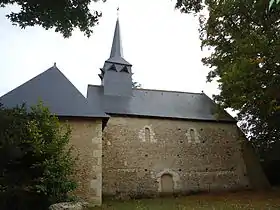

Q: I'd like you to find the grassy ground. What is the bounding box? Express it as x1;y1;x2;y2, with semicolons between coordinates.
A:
89;190;280;210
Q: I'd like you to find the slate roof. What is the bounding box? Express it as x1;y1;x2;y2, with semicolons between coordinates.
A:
87;85;236;122
0;66;108;119
0;18;235;123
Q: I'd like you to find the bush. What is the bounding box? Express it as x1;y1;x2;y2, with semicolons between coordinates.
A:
0;103;77;210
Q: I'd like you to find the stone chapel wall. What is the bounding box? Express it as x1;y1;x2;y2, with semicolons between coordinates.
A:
102;116;252;198
61;119;103;205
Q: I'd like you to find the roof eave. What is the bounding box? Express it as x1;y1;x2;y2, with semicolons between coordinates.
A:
105;112;237;123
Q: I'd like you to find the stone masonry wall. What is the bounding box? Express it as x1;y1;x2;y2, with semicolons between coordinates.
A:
62;119;103;205
102;116;252;198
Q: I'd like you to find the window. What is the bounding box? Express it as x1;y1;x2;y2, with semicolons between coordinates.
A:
186;128;200;143
190;129;195;142
145;127;151;142
139;125;156;143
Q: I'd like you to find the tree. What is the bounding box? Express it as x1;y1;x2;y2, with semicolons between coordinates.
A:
176;1;280;160
132;81;141;88
0;103;77;210
0;0;103;38
270;0;280;9
132;73;142;88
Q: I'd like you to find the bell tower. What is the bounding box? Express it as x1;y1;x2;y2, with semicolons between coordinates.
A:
99;18;133;97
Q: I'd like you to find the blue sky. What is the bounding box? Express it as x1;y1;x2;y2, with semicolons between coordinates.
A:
0;0;219;100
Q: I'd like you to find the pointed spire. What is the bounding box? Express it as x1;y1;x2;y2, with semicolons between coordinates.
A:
110;18;122;58
110;17;124;58
106;17;131;66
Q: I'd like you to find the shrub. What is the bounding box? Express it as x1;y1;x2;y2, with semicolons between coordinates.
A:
0;103;77;210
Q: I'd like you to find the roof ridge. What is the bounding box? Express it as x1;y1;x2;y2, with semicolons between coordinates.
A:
134;88;203;95
87;85;203;95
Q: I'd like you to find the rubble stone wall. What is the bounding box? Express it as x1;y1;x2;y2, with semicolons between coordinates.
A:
102;116;252;198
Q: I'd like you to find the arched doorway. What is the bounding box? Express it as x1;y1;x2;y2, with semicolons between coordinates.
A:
156;169;180;193
160;174;174;193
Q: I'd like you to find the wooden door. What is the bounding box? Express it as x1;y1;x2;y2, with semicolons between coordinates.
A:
161;174;174;193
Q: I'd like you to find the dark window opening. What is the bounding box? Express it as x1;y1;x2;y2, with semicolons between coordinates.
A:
145;127;151;142
190;129;195;142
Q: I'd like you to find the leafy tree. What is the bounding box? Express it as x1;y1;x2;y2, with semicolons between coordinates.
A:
270;0;280;9
0;0;104;38
132;81;141;88
132;73;141;88
176;1;280;161
0;103;77;210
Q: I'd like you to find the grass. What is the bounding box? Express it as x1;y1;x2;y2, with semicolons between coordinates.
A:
88;190;280;210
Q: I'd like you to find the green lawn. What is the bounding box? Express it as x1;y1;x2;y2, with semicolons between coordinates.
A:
89;190;280;210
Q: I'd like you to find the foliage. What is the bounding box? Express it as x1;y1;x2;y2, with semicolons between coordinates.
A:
131;73;141;88
176;1;280;161
175;0;204;14
0;103;77;210
0;0;104;38
270;0;280;10
132;81;141;88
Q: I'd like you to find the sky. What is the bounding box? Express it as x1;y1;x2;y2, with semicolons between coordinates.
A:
0;0;220;102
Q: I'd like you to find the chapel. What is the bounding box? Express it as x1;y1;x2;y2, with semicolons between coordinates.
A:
0;18;269;204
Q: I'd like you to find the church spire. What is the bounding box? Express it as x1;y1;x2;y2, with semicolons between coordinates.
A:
110;18;123;58
106;17;131;66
